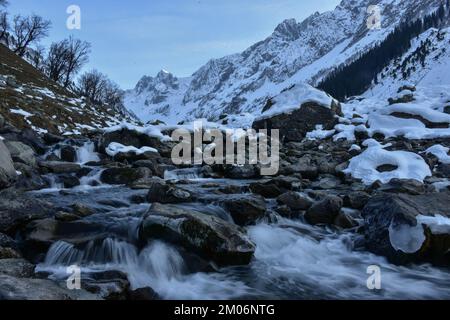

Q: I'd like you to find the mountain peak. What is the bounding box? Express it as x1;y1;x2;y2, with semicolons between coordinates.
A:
273;18;300;40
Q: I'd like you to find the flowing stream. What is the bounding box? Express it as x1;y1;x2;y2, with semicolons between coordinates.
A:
32;164;450;300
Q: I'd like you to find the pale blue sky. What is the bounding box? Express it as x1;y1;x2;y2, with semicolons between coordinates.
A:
8;0;341;88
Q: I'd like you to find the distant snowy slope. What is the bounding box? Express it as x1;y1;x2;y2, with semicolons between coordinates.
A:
125;0;444;124
365;27;450;98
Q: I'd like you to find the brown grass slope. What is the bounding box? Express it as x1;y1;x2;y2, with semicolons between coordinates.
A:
0;44;134;135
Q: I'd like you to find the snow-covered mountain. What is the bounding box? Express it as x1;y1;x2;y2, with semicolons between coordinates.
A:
365;27;450;98
125;0;444;124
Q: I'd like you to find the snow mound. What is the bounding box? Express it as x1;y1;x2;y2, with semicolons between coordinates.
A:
343;142;431;185
417;214;450;235
106;142;158;157
306;125;335;140
255;83;335;121
103;122;172;142
425;145;450;164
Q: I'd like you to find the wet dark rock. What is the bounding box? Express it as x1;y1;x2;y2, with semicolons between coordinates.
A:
128;287;161;300
146;179;193;204
311;175;341;189
378;179;425;195
82;270;130;300
253;101;341;142
153;164;177;178
282;155;319;179
222;195;267;226
249;181;283;198
39;161;81;174
60;175;80;189
0;259;35;278
0;190;54;234
277;192;313;210
362;192;450;265
435;163;450;178
0;233;17;249
55;211;81;222
305;196;343;225
334;211;359;229
96;199;129;208
0;274;98;300
42;133;65;145
45;153;61;162
75;167;93;178
216;185;248;195
22;219;107;258
100;167;151;185
60;145;77;163
0;247;22;259
71;203;94;217
223;165;258;179
133;159;157;172
343;191;370;210
13;162;48;191
140;203;256;266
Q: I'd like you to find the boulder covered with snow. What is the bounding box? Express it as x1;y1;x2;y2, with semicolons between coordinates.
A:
99;124;173;158
252;84;341;142
362;192;450;266
0;140;17;189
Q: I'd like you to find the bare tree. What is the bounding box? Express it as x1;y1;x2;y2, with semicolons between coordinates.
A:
103;79;124;106
77;70;124;107
11;14;51;57
0;0;8;7
46;40;70;84
44;37;90;88
0;12;8;44
77;69;108;104
62;36;91;88
29;45;45;70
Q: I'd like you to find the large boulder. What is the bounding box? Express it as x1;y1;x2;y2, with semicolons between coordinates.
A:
377;179;425;195
277;192;313;210
100;167;151;185
38;161;81;174
253;101;341;142
305;196;343;225
60;145;77;163
0;190;54;234
146;178;193;204
222;196;267;226
99;128;174;158
0;275;99;300
0;140;17;189
362;192;450;265
4;141;36;167
140;203;256;266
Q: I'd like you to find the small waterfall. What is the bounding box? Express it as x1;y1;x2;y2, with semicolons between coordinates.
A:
164;167;202;181
37;238;250;300
37;174;64;192
77;168;104;190
76;141;100;164
40;238;139;268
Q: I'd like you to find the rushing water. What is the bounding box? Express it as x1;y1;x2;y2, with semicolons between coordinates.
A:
34;168;450;300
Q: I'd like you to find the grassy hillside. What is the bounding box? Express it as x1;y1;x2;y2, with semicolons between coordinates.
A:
0;44;135;135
